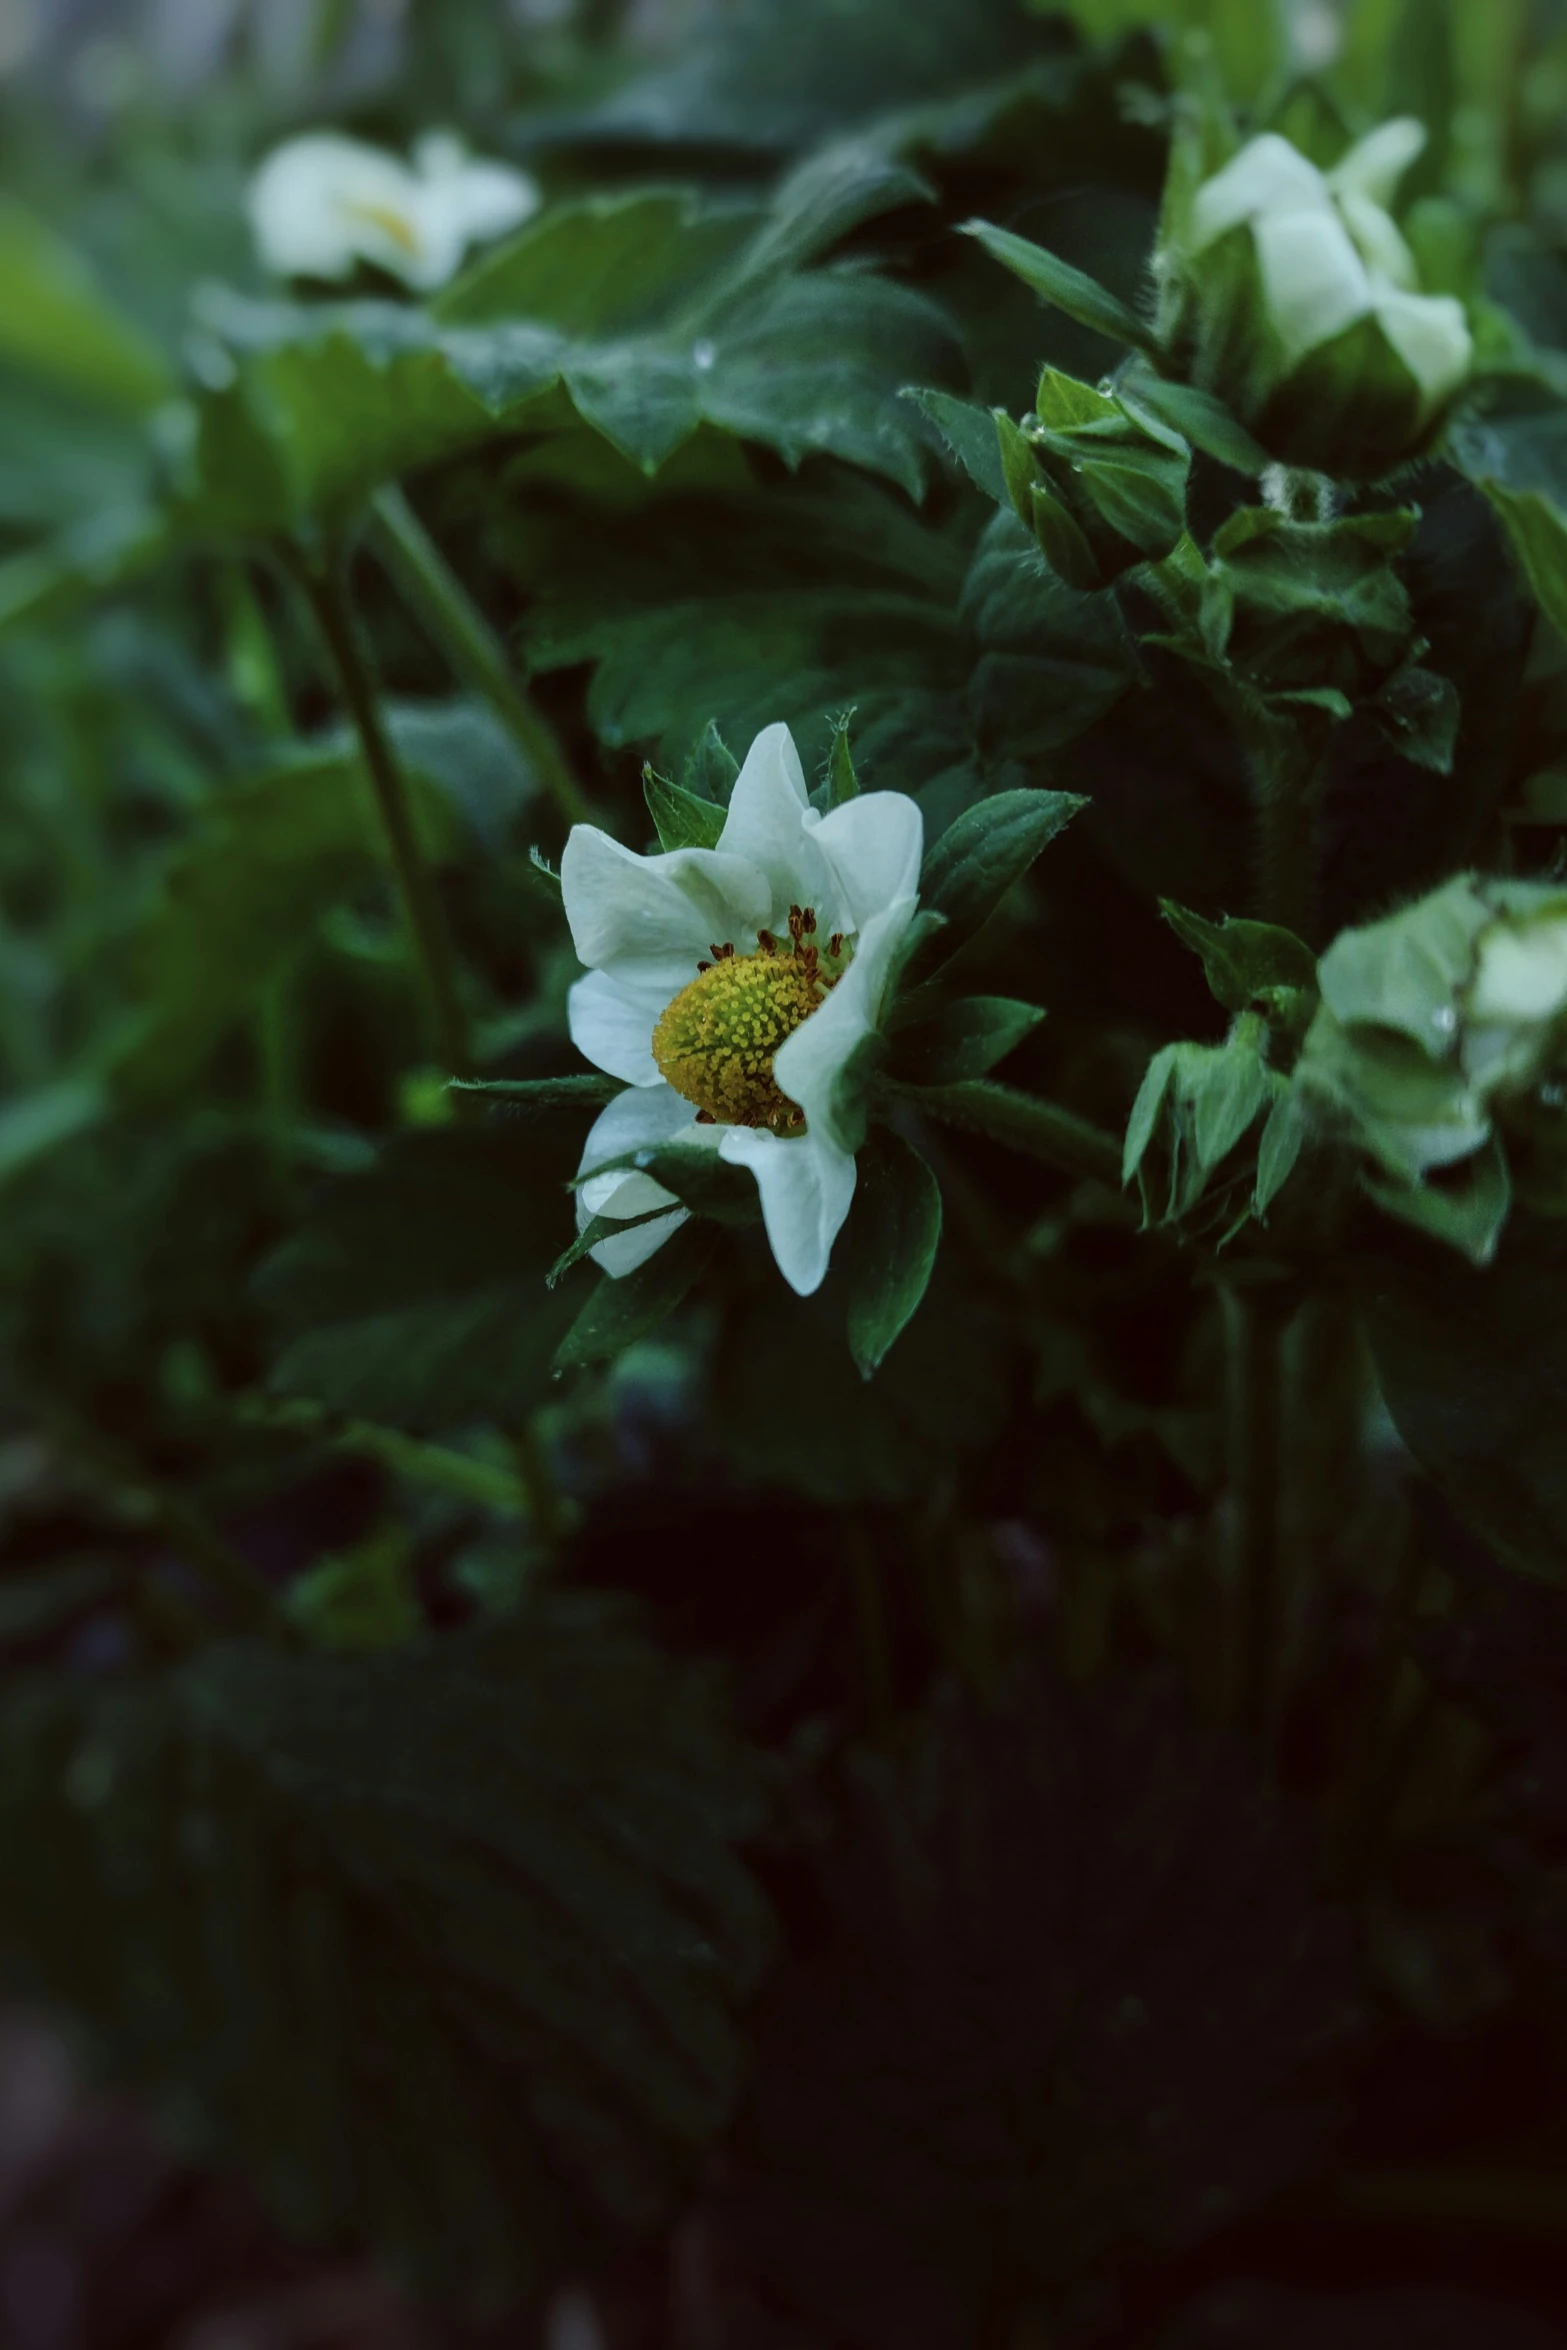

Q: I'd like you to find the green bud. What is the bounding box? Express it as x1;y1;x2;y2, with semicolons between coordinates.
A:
1158;121;1474;479
993;370;1189;590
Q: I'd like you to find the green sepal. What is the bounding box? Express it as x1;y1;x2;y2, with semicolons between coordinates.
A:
555;1224;716;1367
682;717;741;805
846;1128;943;1378
994;409;1042;528
570;1140;760;1225
1030;483;1104;592
1160;901;1318;1016
961;220;1159;355
644;763;727;852
827;709;860;805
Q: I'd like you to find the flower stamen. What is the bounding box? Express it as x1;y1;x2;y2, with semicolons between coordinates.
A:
652;927;849;1130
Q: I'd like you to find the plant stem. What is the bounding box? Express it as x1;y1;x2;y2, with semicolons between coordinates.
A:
1224;1280;1295;1748
371;487;593;831
301;553;472;1078
887;1079;1125;1191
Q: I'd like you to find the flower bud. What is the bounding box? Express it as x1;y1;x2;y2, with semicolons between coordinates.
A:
995;370;1190;591
1160;121;1473;479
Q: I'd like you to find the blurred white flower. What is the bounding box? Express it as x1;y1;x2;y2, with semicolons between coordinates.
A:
247;127;539;292
563;724;923;1298
1167;120;1473;476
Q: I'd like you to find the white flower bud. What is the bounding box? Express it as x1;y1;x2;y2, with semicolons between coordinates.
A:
1168;123;1473;477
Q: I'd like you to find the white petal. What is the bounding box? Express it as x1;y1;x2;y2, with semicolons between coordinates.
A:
561;825;773;972
1189;134;1330;254
412;133;540;246
1373;287;1474;418
1253;205;1371;367
804;791;924;935
248;134;423;283
716;723;835;921
1335;189;1417;289
1469;921;1567;1024
773;896;919;1150
1328;118;1427;209
568;967;688;1087
575;1084;698;1277
719;1126;855;1297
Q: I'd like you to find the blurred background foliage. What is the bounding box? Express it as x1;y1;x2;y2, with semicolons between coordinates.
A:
6;1;1567;2347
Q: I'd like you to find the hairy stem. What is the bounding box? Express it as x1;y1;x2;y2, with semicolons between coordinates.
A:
301;553;472;1077
371;486;593;831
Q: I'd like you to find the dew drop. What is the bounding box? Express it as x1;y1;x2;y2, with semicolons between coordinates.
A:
692;339;716;372
1431;1005;1459;1035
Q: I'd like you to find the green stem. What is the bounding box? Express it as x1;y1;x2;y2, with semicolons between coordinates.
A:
1224;1281;1294;1746
371;487;593;831
301;553;472;1078
887;1079;1125;1191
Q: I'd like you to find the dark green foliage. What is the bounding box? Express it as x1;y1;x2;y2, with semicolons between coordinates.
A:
0;1605;772;2302
256;1129;587;1434
846;1127;943;1376
711;1671;1353;2348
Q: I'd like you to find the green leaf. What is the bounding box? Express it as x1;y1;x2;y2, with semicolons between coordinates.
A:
557;1224;716;1368
960;219;1158;355
916;788;1085;970
1124;1045;1179;1187
435;189;759;335
1161;902;1318;1016
1191;1035;1273;1172
256;1129;587;1434
847;1128;942;1377
0;1610;772;2297
644;764;727;851
1254;1088;1310;1217
1372;661;1462;775
1115;362;1272;475
0;195;171;412
1479;480;1567;643
0;1079;106;1192
0;505;173;640
115;751;457;1104
284;1524;422;1652
1365;1209;1567;1582
887;996;1045;1085
903;386;1009;505
903;1080;1123;1188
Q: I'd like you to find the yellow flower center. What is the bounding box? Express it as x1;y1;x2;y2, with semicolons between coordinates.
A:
651;913;846;1131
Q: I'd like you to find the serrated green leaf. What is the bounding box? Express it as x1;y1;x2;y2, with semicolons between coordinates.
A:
435;188;759;334
887;996;1045;1085
0;1610;772;2298
1115;362;1271;474
1124;1045;1180;1185
1161;902;1318;1016
644;764;727;851
916;788;1085;971
556;1224;717;1368
961;219;1158;354
1478;479;1567;644
847;1128;942;1377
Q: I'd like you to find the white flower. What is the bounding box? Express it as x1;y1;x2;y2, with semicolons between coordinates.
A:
247;129;539;294
564;723;923;1298
1174;121;1473;473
